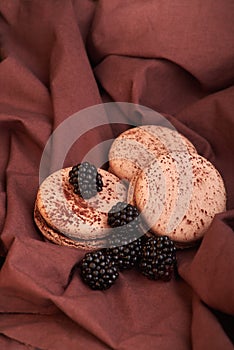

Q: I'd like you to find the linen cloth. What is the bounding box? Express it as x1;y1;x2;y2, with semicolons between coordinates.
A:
0;1;233;349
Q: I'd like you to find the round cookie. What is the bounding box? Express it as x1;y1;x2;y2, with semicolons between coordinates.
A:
140;125;196;154
134;153;226;247
127;172;140;206
35;167;127;243
109;125;197;181
34;204;107;250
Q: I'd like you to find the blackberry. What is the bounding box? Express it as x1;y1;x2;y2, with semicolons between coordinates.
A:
69;162;103;199
80;250;119;290
106;236;144;271
106;202;144;270
107;202;141;243
139;236;177;281
108;202;140;229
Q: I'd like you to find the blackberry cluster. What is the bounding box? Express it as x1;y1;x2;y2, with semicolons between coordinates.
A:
69;162;103;199
80;250;119;290
78;201;177;290
139;236;177;281
107;202;144;270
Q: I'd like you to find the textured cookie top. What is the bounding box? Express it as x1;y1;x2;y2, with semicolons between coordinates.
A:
140;125;196;154
109;125;197;181
36;167;127;240
134;153;226;244
34;203;107;250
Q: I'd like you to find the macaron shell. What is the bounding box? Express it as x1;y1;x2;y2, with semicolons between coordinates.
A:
134;153;226;246
173;155;226;243
36;167;127;240
127;173;139;206
109;125;197;181
134;154;181;236
140;125;197;155
34;202;107;250
109;127;166;181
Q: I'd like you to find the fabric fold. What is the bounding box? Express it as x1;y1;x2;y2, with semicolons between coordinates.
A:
191;294;234;350
179;212;234;315
0;0;233;349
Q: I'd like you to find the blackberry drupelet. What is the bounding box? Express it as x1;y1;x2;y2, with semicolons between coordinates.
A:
80;250;119;290
69;162;103;199
139;236;177;281
106;202;144;270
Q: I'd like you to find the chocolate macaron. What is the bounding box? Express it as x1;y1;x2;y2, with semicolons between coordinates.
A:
34;167;127;250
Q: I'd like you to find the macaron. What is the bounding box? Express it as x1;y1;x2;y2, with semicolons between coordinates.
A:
109;125;197;182
34;167;127;249
133;153;226;247
34;204;107;250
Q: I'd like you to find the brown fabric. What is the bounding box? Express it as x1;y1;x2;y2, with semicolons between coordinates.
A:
0;1;234;349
